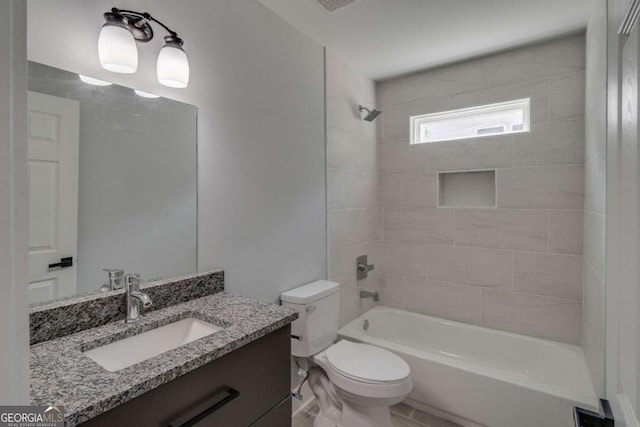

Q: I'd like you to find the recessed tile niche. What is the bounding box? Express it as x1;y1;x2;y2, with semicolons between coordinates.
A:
438;170;496;208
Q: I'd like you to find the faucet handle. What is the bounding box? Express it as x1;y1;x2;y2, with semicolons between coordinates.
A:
125;273;141;290
103;268;124;278
100;269;125;291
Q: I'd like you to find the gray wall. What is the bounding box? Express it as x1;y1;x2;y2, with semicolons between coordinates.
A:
0;0;29;403
584;1;607;397
325;51;380;326
27;0;326;303
375;34;586;344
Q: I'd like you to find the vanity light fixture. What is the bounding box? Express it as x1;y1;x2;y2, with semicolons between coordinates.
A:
98;8;189;88
134;89;160;98
78;74;112;86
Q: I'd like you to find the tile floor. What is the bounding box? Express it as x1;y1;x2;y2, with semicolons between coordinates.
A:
292;400;462;427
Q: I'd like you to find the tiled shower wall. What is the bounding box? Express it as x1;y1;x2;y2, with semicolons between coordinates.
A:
325;51;381;326
375;34;586;344
583;2;607;396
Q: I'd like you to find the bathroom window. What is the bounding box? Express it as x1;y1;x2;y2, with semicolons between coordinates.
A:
410;98;530;144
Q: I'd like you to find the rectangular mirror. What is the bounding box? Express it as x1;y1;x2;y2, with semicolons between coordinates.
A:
27;62;197;304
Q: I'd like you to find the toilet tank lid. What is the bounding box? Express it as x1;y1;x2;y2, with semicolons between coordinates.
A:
281;280;339;304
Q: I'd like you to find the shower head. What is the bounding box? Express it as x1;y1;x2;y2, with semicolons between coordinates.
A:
359;105;382;122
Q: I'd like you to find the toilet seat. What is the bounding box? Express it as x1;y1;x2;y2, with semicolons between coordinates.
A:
312;340;413;403
325;340;410;385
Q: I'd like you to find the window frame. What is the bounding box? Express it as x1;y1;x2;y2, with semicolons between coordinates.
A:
409;98;531;145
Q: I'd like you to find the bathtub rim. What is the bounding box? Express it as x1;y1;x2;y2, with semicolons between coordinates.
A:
338;305;599;412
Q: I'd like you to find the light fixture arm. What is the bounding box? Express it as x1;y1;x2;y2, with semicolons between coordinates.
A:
106;8;184;45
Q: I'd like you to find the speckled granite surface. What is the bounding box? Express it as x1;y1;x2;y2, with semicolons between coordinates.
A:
30;271;224;345
31;292;298;426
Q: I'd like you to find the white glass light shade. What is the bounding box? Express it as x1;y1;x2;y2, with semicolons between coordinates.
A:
98;24;138;74
78;74;112;86
157;44;189;88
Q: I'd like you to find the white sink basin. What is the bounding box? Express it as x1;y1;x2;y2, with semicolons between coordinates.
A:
84;318;222;372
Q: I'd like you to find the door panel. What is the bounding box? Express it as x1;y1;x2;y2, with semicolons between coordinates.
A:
27;91;79;303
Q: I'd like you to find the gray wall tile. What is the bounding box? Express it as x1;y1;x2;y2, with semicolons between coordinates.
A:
379;174;406;207
584;211;605;278
406;172;439;208
513;251;583;300
404;60;483;102
585;150;606;214
481;34;585;89
497;165;584;209
514;119;585;167
455;209;548;252
381;241;428;278
426;136;514;171
429;245;512;288
549;72;586;121
404;278;482;325
549;210;584;255
481;289;582;344
327;54;380;327
384;208;454;244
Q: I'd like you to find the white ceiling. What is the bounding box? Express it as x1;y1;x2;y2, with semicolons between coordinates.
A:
257;0;594;80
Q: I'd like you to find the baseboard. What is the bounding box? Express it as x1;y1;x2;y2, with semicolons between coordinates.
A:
613;393;640;427
403;397;486;427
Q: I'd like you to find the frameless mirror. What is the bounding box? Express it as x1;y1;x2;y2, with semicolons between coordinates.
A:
27;62;197;305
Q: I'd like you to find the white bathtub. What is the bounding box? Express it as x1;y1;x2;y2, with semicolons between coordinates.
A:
338;306;599;427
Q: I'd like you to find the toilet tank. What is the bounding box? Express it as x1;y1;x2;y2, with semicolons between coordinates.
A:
281;280;340;357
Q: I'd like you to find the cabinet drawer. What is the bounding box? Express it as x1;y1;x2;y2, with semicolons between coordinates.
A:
81;325;291;427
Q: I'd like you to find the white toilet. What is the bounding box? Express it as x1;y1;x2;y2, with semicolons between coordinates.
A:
281;280;412;427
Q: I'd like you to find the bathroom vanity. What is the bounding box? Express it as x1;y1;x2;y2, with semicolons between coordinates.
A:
29;271;298;426
81;325;291;427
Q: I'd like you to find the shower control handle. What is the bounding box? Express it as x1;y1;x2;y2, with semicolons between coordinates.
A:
356;255;374;280
357;263;374;272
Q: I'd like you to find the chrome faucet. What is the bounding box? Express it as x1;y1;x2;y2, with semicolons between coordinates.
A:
125;274;152;323
359;290;380;302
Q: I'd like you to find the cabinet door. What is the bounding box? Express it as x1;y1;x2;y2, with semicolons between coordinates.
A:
81;325;291;427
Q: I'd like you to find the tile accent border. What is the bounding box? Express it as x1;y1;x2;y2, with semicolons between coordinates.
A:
29;270;224;345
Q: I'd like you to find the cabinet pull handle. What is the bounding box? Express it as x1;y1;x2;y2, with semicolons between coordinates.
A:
168;387;240;427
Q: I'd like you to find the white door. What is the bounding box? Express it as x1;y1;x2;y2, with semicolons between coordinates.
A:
27;91;80;303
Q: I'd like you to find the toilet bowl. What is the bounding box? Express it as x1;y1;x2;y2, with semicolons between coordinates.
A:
281;281;412;427
310;340;412;427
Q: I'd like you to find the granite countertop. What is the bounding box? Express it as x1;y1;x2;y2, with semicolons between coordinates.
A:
30;292;298;426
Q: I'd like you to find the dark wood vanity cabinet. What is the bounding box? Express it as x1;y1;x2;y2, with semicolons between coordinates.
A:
81;325;292;427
